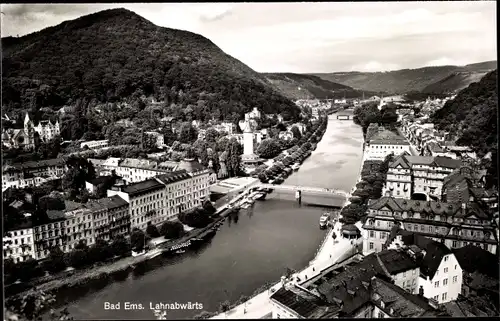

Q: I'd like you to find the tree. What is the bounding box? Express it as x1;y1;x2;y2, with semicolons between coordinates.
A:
43;246;67;273
256;139;281;159
110;235;131;257
159;220;185;239
219;300;231;313
290;126;302;140
202;199;216;215
68;241;90;269
88;239;111;263
17;258;43;282
146;223;160;238
205;128;219;144
131;228;147;251
178;122;198;143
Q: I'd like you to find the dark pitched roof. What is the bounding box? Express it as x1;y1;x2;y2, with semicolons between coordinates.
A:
433;156;462;169
122;179;165;196
11;158;65;171
401;233;452;279
367;197;488;219
86;195;129;211
443;172;472;189
155;170;191;185
376;250;419;275
176;158;206;173
452;244;499;279
270;286;341;318
87;175;114;186
371;277;438;317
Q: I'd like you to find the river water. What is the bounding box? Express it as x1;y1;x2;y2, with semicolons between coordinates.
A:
65;115;364;320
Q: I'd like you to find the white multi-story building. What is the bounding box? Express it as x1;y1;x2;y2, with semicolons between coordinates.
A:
364;130;411;161
387;234;463;304
3;224;35;263
98;158;168;183
382;154;462;201
80;140;109;149
24;112;60;142
108;160;210;230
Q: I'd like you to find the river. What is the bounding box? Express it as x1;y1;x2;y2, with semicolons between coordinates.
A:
64;115;364;320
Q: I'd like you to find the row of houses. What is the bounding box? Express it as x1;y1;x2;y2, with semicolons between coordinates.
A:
2;158;67;191
3;161;211;262
271;228;498;318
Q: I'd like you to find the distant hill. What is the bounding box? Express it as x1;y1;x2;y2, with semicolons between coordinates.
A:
421;71;490;94
1;8;300;127
311;61;497;94
262;72;380;100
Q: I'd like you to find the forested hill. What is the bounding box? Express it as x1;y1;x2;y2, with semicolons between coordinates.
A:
1;8;300;122
431;70;497;187
310;61;496;94
262;73;379;100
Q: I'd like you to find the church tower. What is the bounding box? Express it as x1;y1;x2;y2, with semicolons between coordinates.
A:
243;120;254;156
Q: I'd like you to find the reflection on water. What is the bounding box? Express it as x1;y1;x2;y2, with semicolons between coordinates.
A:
64;116;363;320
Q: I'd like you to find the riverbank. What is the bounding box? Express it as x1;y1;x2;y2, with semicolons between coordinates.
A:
208;115;364;319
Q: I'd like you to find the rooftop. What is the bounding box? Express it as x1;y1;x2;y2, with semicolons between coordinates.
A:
452;244;499;279
367;197;488;219
155;170;191;185
270;286;341;318
86;195;129;211
121;179;165;196
176;158;207;173
369;130;409;146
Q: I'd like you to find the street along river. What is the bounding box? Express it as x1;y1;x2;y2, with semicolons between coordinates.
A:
63;115;364;320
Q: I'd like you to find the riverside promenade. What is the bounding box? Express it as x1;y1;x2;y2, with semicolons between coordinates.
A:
211;219;363;319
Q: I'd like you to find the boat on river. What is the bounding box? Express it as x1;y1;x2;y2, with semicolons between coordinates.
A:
319;213;331;229
254;192;266;200
175;250;186;254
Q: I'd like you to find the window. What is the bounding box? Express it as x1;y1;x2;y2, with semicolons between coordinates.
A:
434;281;439;288
412;279;416;286
378;312;384;318
403;281;406;287
370;231;375;238
433;295;439;301
452;240;457;247
444;256;449;262
453;276;458;283
369;242;374;250
443;278;448;286
444;267;448;273
442;293;447;301
455;265;457;270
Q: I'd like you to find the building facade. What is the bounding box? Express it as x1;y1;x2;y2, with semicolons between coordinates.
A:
3;226;35;263
80;140;109;149
363;197;498;255
364;130;411;161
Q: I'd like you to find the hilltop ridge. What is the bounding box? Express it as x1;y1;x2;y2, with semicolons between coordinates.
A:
2;8;300;125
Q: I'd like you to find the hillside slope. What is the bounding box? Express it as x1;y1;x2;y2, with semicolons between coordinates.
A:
311;61;497;94
421;71;490;94
1;8;300;122
262;73;374;100
431;69;497;186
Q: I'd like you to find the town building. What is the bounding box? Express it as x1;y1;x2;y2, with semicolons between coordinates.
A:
270;250;443;318
86;195;130;241
1;127;35;150
80;139;109;149
3;222;35;263
97;157;168;183
24;112;60;142
33;210;67;260
363;197;498;255
386;231;463;304
245;107;261;121
240;120;264;170
63;201;95;251
452;244;499;305
2;158;67;191
108;162;210;230
144;131;165;148
364;130;411;161
382;154;462;201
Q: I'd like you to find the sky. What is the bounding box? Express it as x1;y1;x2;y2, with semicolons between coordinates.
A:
1;2;497;73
